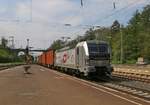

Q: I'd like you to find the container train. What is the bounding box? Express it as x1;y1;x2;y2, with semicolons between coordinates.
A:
37;40;113;79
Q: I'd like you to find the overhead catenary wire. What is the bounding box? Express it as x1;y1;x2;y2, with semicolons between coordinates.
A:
68;0;149;39
69;0;147;28
93;0;148;25
113;2;116;9
81;0;83;7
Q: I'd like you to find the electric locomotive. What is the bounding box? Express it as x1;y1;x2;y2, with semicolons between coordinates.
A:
54;40;113;78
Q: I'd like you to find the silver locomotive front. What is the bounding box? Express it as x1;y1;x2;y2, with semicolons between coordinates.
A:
76;41;113;78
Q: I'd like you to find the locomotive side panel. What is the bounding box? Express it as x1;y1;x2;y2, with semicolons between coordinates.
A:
55;49;76;69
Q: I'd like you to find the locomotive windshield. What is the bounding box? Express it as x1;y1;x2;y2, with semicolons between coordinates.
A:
87;43;110;60
88;43;108;53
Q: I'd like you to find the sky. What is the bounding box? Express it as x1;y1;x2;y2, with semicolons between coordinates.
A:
0;0;149;50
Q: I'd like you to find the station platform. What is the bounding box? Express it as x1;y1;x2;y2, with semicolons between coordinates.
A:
0;65;149;105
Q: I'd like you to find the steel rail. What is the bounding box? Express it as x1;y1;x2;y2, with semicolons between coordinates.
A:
112;71;150;83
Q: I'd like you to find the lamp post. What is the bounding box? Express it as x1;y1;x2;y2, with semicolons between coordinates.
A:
9;36;15;49
26;39;30;55
81;0;83;7
27;39;29;47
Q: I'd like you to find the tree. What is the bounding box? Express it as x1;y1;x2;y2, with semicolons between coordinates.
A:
84;28;95;40
1;37;8;48
48;5;150;64
111;20;120;33
50;40;64;50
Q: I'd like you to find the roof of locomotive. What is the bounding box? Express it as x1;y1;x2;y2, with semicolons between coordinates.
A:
55;46;73;52
56;40;109;53
76;40;108;46
86;40;108;44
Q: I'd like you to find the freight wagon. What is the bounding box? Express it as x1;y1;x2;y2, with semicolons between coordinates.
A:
41;52;46;66
38;55;42;65
45;50;54;68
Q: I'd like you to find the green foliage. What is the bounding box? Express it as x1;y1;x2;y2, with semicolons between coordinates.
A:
0;37;24;63
125;5;150;61
0;49;9;57
50;40;64;50
0;49;12;63
50;5;150;64
0;48;24;63
0;37;8;48
84;28;95;40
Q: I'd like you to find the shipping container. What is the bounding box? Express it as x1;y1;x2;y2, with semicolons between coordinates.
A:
45;50;54;66
38;55;42;64
41;52;46;65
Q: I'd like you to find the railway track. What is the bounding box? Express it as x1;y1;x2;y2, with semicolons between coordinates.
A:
99;78;150;100
53;67;150;101
69;71;150;101
112;68;150;83
0;66;9;70
101;68;150;100
0;63;25;71
76;76;149;101
51;68;150;101
41;65;150;101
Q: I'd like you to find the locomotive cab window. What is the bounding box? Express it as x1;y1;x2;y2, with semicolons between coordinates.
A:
88;43;108;53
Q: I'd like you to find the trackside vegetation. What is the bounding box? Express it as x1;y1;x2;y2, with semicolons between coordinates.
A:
0;37;25;63
50;5;150;64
